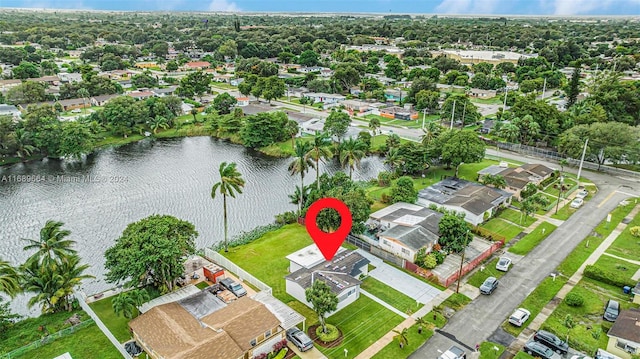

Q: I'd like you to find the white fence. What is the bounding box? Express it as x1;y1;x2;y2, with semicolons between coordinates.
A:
203;248;273;294
74;292;133;359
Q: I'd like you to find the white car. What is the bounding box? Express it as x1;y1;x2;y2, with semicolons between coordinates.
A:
570;198;584;209
509;308;531;327
575;189;589;199
496;257;512;272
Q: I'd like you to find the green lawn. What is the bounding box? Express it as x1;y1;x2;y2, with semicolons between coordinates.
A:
196;281;210;290
592;255;640;282
605;208;640;261
479;342;506;359
320;295;404;358
480;218;523;243
470;96;503;105
441;293;471;311
466;258;509;287
550;201;578;220
361;277;421;314
509;222;558;255
0;309;90;354
514;351;535;359
88;297;132;343
362;114;433;130
12;324;121;359
542;178;577;197
497;208;535;227
259;136;313;157
221;224;314;302
371;323;435;359
502;276;567;337
366;175;436;202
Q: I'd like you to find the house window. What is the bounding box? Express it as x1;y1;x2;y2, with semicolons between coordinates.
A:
250;339;257;347
401;248;410;256
265;329;271;338
616;340;638;354
382;239;389;246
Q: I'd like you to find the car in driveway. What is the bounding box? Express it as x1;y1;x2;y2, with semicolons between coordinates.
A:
575;189;589;199
570;198;584;209
438;345;466;359
533;330;569;354
286;327;313;352
496;257;512;272
480;276;499;295
219;278;247;298
523;340;562;359
603;299;620;322
509;308;531;327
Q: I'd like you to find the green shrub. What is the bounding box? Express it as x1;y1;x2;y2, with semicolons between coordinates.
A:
316;324;340;342
583;265;635;288
378;171;392;187
630;226;640;238
423;254;437;269
601;321;613;333
564;292;584;307
433;251;446;264
212;223;284;251
591;328;601;340
275;211;298;225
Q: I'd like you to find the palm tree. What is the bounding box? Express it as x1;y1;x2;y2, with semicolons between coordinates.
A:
482;174;507;189
392;328;409;348
415;316;427;334
14;129;38;160
369;118;381;135
211;162;245;252
285;119;299;148
339;138;367;179
128;288;150;307
190;108;199;122
498;122;520;143
55;254;94;311
306;131;333;190
386;133;401;150
150;116;169;134
289;185;311;208
21;259;61;313
112;292;137;319
421;121;441;147
384;148;404;174
77;87;90;115
23;220;77;267
0;259;21;298
289;140;315;214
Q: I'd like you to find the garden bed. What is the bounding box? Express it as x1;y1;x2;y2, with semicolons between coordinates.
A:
308;324;343;348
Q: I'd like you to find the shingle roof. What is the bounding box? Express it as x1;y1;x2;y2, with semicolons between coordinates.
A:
418;178;512;215
381;225;438;251
285;250;368;294
608;308;640;343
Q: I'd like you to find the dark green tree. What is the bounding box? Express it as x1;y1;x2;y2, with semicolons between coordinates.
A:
323;110;351;141
389;176;418;204
212;93;237;115
305;280;338;334
438;212;472;253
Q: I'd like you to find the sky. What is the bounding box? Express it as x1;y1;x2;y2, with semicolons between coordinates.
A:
1;0;639;15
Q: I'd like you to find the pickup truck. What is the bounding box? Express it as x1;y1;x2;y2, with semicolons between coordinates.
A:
438;346;466;359
219;278;247;298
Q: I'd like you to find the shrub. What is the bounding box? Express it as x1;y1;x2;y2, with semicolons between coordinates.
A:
316;324;340;342
630;226;640;238
583;265;635;288
275;211;298;225
591;328;601;340
423;254;437;269
380;193;391;204
378;171;392;187
564;314;574;329
564;292;584;307
212;223;284;251
272;348;288;359
433;251;446;264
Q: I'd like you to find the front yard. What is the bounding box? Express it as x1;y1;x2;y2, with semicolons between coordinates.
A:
361;277;420;314
479;218;523;243
508;222;558;255
466;257;510;288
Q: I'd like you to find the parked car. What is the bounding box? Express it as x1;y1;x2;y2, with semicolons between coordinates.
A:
523;340;562;359
571;355;593;359
219;278;247;297
496;257;512;272
603;299;620;322
71;109;82;113
509;308;531;327
576;189;589;199
286;327;314;352
570;198;584;209
438;346;466;359
533;330;569;354
480;277;499;295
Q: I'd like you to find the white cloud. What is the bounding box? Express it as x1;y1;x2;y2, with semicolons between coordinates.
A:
434;0;501;14
550;0;614;15
208;0;241;12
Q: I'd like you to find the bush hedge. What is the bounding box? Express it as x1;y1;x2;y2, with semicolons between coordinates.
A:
564;292;584;307
583;265;635;288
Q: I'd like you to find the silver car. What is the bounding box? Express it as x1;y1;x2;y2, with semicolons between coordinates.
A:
496;257;512;272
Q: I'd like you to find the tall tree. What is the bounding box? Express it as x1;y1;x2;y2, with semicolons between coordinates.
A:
289;140;315;214
22;220;77;267
565;67;581;108
211;162;245;252
104;215;198;292
369;117;381;135
212;93;237;115
305;280;338;334
306;131;333;190
440;131;486;176
392;328;409;349
0;259;20;298
438;212;472;253
339;138;367;179
323;110;351;141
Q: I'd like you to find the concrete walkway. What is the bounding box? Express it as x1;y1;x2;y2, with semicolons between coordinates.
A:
509;203;640;352
354;289;454;359
361;289;410;319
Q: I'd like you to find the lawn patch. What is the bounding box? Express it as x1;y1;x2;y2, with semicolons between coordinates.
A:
88;297;132;343
509;222;557;255
605;208;640;261
466;258;509;287
371;323;435;359
221;223;314;301
497;208;535;227
514;351;535;359
479;342;506;359
480;218;523;243
361;277;420;314
320;295;404;358
441;293;471;311
550;201;577;221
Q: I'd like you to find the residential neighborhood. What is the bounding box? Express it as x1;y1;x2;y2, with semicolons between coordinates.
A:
0;3;639;359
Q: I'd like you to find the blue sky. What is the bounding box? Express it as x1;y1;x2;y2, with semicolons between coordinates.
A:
1;0;639;15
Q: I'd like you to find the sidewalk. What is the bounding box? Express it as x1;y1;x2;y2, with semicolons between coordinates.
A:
354;289;454;359
509;203;640;350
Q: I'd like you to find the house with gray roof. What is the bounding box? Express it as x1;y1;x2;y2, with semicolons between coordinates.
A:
368;202;443;262
0;104;21;119
606;307;640;359
418;178;512;226
478;163;554;199
285;246;369;313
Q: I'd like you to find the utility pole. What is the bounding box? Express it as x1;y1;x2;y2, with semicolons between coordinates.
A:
450;100;456;130
541;77;547;99
461;101;467;128
577;138;589;181
422;108;427;130
456;245;466;293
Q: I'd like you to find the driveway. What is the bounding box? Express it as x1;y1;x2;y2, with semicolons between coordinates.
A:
287;343;327;359
409;188;632;358
356;250;442;304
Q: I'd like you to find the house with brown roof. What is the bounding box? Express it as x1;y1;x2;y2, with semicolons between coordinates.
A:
285;246;369;313
478;163;555;199
606;307;640;359
129;292;288;359
184;61;211;71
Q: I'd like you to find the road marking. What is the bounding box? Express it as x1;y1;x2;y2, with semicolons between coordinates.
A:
598;191;617;208
434;329;475;352
615;190;638;198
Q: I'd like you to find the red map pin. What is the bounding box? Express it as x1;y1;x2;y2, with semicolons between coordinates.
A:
305;197;353;261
